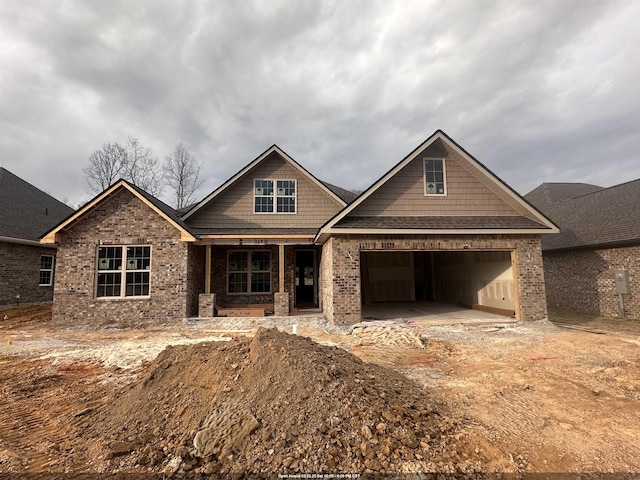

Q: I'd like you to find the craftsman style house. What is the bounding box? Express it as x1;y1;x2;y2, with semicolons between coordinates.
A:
42;130;557;325
1;168;74;306
526;180;640;320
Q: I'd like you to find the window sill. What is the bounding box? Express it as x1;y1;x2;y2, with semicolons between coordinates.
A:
95;296;151;301
227;292;272;296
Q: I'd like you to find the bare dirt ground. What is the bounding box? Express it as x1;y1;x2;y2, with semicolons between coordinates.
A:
1;304;639;477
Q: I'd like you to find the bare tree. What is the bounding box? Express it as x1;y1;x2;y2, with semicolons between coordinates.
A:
125;137;163;197
164;143;203;209
83;142;129;193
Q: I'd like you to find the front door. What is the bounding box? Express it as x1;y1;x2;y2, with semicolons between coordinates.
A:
295;250;317;308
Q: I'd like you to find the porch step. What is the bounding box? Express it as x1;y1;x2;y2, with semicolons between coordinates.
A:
216;303;274;318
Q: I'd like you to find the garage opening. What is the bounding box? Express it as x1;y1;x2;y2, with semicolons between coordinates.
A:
360;250;516;319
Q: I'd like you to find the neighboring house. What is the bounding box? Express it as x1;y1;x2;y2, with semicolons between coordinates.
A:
42;131;557;325
0;167;74;306
525;180;640;319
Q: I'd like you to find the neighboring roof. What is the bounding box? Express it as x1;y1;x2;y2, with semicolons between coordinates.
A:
316;130;558;243
182;145;347;220
41;180;197;243
334;215;547;230
524;183;603;213
320;181;358;204
525;179;640;251
0;167;74;242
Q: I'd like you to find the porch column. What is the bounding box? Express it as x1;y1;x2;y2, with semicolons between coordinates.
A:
199;244;215;318
205;244;212;294
279;244;285;293
275;243;289;316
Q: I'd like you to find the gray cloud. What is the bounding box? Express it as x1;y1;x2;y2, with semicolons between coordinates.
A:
1;0;638;207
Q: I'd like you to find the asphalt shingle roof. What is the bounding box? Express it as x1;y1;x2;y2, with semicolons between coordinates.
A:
320;181;358;204
525;180;640;251
0;167;74;241
334;215;549;230
191;227;318;236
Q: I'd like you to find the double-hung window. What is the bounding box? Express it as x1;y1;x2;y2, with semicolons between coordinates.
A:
254;180;274;213
39;255;54;286
424;158;447;195
96;246;151;298
254;179;296;213
228;251;271;294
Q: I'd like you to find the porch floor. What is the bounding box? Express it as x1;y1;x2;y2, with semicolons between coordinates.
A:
361;301;517;326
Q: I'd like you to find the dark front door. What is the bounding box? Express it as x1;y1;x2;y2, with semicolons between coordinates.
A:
295;250;317;308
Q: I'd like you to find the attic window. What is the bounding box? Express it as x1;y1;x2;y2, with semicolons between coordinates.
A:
424;158;447;196
254;179;296;214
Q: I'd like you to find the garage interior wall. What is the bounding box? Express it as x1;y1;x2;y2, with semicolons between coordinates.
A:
361;250;515;312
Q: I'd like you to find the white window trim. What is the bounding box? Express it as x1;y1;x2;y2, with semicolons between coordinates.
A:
39;255;54;286
95;245;152;299
227;250;272;295
423;157;447;196
253;178;297;214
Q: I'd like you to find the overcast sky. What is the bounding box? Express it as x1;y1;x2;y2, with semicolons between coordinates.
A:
1;0;638;207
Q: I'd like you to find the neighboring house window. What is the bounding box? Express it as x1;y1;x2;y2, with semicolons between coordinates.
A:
228;251;271;294
254;179;296;213
96;246;151;298
424;158;447;195
39;255;54;286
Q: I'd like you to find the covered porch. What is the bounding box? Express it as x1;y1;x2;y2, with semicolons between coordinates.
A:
195;232;321;318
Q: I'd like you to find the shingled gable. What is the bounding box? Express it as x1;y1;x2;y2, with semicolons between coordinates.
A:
315;130;558;243
40;180;197;244
182;145;347;222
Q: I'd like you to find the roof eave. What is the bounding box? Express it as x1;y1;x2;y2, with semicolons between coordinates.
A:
315;226;556;244
2;235;57;248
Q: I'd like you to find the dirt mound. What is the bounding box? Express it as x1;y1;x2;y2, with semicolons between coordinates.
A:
88;328;481;475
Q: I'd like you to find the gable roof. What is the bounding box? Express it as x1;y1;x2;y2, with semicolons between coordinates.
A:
0;167;74;244
182;145;347;220
525;179;640;251
40;180;197;244
316;130;558;243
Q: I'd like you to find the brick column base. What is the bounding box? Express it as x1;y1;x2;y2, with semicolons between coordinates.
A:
274;292;289;316
199;293;216;318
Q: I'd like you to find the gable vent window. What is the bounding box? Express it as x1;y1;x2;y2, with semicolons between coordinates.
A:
96;246;151;298
424;158;447;196
254;179;296;214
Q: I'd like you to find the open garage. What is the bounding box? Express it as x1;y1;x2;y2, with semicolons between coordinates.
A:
360;250;516;318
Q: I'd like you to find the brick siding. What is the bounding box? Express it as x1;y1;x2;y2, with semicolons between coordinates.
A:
543;244;640;319
320;234;548;325
52;188;195;325
0;242;56;306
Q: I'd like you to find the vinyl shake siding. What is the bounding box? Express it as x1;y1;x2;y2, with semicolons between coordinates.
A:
349;139;534;218
187;152;344;229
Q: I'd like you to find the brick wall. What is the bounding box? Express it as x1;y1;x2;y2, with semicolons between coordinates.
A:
0;242;57;306
321;234;548;325
543;244;640;319
52;188;194;325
